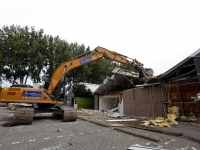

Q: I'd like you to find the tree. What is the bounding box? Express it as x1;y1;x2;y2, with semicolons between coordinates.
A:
64;43;91;84
43;35;72;81
0;50;2;84
0;25;47;84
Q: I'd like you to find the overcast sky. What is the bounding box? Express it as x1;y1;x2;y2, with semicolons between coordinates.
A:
1;0;200;86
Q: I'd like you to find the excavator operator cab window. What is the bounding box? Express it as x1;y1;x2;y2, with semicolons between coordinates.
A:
44;81;50;90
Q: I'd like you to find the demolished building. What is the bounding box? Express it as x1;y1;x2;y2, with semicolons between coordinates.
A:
66;82;99;109
159;49;200;120
93;68;139;112
67;49;200;121
122;49;200;120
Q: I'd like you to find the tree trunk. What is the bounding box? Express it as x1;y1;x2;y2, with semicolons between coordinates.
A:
24;75;28;84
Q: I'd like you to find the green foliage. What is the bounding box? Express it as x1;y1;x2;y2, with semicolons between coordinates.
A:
64;43;91;84
44;35;72;80
0;25;46;84
118;63;136;72
0;24;134;87
0;53;2;84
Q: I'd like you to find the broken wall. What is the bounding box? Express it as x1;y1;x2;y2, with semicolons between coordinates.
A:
123;85;165;119
98;95;120;111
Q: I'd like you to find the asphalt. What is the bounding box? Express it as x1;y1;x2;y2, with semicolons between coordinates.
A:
0;107;199;150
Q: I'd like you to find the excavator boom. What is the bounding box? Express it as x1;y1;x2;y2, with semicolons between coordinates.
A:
46;46;153;95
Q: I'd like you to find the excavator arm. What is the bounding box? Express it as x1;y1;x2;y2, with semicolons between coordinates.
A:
46;46;153;95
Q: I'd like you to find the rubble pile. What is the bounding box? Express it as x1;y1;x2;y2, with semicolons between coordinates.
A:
179;114;200;123
141;106;179;127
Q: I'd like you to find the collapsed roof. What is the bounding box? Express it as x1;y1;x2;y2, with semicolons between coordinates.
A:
69;82;99;97
93;68;139;95
69;68;140;97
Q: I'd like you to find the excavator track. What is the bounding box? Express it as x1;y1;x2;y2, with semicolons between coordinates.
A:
12;106;34;125
60;106;77;122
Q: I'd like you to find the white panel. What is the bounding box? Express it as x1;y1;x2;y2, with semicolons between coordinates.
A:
99;97;117;111
74;97;78;109
119;98;124;114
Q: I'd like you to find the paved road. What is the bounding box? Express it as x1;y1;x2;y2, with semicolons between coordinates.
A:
0;107;200;150
0;110;147;150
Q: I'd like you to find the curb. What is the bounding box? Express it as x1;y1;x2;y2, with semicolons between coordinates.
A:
78;116;160;142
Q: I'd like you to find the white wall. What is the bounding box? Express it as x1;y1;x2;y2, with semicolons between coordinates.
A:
99;96;118;111
119;98;124;114
74;97;78;109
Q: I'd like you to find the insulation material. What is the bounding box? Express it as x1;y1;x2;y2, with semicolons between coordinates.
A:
188;116;198;122
141;106;179;127
164;78;200;118
168;106;179;117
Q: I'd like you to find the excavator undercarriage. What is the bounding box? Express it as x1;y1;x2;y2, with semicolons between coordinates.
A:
12;106;34;125
12;106;77;125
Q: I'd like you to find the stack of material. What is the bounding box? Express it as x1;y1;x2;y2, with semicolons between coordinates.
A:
141;106;179;127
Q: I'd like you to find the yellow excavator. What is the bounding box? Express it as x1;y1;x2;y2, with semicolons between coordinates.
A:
0;46;153;125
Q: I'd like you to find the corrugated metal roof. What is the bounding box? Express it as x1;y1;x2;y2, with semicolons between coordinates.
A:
78;82;100;93
159;48;200;80
70;68;139;96
71;82;100;97
94;68;139;95
112;68;139;78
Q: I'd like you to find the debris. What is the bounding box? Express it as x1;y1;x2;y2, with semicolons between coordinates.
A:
108;107;118;113
106;119;137;122
157;145;163;149
179;115;188;122
155;120;164;123
149;120;158;125
168;106;179;117
188;116;198;122
136;130;198;144
167;113;176;120
157;122;170;127
109;124;126;127
141;106;179;127
141;121;150;126
127;145;161;150
68;141;72;146
181;145;189;150
108;112;123;118
57;129;62;132
7;103;14;110
166;114;178;125
114;127;160;142
155;117;164;120
146;142;150;146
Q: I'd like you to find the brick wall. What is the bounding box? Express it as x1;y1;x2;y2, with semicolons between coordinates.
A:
123;85;165;119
